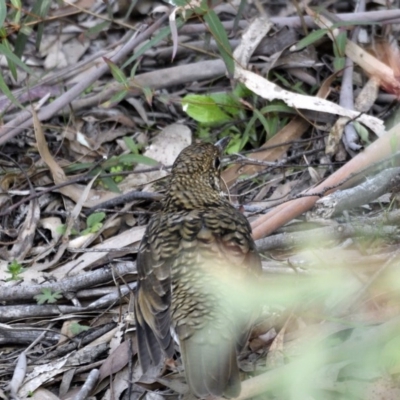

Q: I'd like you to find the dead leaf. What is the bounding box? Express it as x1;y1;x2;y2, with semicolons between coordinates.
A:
33;108;118;208
119;123;192;192
8;198;40;261
97;340;131;384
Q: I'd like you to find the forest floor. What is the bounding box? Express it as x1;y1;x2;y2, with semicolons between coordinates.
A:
1;1;400;399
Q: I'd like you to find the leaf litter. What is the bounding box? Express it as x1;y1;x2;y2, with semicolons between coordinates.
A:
1;1;400;399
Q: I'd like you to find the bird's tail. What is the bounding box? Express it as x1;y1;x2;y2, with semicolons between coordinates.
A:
135;298;162;372
179;327;241;398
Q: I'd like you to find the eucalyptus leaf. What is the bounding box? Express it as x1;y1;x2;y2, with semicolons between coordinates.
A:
182;94;232;125
294;29;328;51
203;9;234;75
0;0;6;27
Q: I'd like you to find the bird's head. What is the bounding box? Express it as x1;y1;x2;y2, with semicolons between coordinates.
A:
164;138;230;210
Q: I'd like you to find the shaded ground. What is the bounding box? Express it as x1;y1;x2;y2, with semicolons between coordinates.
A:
1;1;400;399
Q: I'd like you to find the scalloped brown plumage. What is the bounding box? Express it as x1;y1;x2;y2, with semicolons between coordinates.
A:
134;139;261;398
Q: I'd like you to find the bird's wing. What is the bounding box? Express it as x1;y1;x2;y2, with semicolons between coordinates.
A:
176;208;261;397
134;216;175;372
215;209;262;352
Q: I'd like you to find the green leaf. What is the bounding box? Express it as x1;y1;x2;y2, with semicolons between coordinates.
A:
85;21;111;37
333;56;346;72
56;224;67;235
6;259;25;281
353;121;370;144
34;288;63;304
123;136;139;153
122;20;185;69
0;43;34;75
233;0;246;32
240;113;258;150
333;31;347;58
35;0;52;51
104;89;128;106
142;87;153;105
294;29;328;51
87;212;106;228
182;94;232;125
11;0;21;24
130;59;141;79
70;322;90;335
64;162;97;173
233;82;252;98
56;224;79;236
253;108;273;138
103;57;128;86
203;9;234;75
19;25;33;36
14;0;51;57
225;133;243;154
0;71;23;112
101;176;121;193
3;39;17;80
260;103;295;114
209;92;241;116
118;153;159;166
0;0;6;28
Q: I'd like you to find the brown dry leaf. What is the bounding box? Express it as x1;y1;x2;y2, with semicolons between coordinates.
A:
19;355;70;398
31;174;99;271
236;67;383;134
8;197;40;261
262;180;301;207
50;225;146;279
19;343;107;398
31;217;63;263
355;77;380;113
223;74;335;186
326;116;348;156
62;125;106;158
33;109;118;208
125;97;149;125
307;7;400;97
157;376;189;395
119;123;192;192
94;364;142;399
97;340;131;384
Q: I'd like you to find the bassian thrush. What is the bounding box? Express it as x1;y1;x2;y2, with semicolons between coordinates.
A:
134;138;261;398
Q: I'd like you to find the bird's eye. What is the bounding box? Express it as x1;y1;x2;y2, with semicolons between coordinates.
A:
214;157;221;170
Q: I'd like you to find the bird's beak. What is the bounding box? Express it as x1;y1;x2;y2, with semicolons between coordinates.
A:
215;137;231;152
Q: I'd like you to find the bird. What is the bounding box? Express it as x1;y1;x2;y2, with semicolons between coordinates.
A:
134;138;262;398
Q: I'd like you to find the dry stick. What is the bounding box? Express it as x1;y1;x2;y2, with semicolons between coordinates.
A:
314;167;400;218
251;122;400;240
0;166;164;217
4;59;226;123
69;59;226;112
340;0;366;152
73;369;100;400
179;9;400;34
0;261;135;303
0;40;126;113
0;14;168;146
